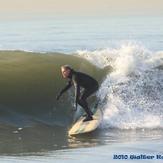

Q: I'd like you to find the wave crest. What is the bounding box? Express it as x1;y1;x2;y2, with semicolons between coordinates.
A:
78;43;163;129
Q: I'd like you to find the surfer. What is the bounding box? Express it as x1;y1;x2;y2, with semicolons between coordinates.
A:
56;65;99;122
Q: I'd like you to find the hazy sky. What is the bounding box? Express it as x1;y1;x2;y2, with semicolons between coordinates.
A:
0;0;163;17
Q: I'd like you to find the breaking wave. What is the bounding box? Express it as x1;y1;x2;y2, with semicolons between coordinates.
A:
78;43;163;129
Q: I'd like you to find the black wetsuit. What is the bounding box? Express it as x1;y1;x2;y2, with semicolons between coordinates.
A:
59;70;99;118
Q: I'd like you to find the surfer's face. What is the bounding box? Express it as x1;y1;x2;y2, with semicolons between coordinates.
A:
61;67;71;78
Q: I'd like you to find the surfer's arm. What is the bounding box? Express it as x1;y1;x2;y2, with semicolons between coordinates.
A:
74;80;80;110
58;81;72;97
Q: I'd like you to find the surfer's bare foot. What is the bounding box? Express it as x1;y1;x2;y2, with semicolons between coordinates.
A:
83;116;93;122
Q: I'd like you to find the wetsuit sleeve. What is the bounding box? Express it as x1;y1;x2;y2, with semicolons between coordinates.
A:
59;81;72;96
73;77;80;108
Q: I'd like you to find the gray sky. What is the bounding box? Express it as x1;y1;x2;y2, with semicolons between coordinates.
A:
0;0;163;16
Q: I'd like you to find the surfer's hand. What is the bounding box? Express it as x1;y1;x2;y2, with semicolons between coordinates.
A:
72;103;77;111
56;93;61;100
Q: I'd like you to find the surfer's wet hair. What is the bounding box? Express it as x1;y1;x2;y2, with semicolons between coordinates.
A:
61;65;73;71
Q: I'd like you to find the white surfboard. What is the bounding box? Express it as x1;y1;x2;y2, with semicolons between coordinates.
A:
68;108;103;136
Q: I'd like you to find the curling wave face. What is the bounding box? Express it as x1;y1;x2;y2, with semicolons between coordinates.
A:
0;50;106;127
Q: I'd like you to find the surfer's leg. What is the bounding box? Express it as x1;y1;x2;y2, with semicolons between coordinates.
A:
78;87;97;121
77;96;93;118
81;85;98;108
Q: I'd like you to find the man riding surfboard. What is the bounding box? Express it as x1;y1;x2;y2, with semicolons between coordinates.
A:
56;65;99;122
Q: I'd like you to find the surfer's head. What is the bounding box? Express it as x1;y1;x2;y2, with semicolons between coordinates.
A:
61;65;73;78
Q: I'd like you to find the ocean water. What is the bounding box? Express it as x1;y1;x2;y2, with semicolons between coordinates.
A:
0;16;163;52
0;16;163;162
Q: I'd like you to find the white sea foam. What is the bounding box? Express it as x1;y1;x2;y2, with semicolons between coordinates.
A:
78;43;163;129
